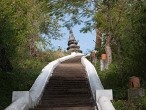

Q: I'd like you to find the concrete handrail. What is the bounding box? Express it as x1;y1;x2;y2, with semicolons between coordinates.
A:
81;56;104;99
81;56;115;110
98;96;115;110
5;92;32;110
5;52;83;110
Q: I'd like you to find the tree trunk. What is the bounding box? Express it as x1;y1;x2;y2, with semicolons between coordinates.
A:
105;1;112;65
105;33;112;64
95;28;102;50
29;35;37;57
0;45;13;72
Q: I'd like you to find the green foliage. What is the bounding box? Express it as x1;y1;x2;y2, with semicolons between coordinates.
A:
47;0;95;31
113;96;146;110
95;0;146;90
113;100;126;110
0;64;42;109
0;0;62;59
1;0;146;109
0;49;66;109
0;0;67;104
98;57;146;99
0;55;48;109
97;62;127;99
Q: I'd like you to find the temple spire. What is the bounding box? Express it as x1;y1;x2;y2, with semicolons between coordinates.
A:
69;29;75;41
67;29;82;53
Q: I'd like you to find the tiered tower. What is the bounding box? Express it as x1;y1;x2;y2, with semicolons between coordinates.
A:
67;30;82;53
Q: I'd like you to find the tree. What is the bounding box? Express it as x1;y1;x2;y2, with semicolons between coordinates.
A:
46;0;117;64
0;0;62;71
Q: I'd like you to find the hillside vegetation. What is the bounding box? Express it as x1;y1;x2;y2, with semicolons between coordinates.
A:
0;0;146;110
0;50;66;110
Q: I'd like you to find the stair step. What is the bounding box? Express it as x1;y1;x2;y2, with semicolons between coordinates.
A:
47;82;89;84
46;86;89;89
47;82;88;85
40;100;93;106
42;94;90;98
30;106;95;110
43;90;90;93
48;79;88;82
49;77;87;81
37;104;94;108
42;95;91;99
43;88;90;92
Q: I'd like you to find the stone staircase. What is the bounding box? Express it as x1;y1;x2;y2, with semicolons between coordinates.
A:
30;56;95;110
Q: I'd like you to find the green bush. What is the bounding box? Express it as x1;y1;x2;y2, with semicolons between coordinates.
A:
97;62;128;99
113;96;146;110
0;50;66;110
113;100;126;110
0;69;41;109
95;58;146;109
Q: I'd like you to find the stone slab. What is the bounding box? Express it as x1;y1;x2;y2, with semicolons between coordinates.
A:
96;89;113;101
12;91;29;102
128;88;145;101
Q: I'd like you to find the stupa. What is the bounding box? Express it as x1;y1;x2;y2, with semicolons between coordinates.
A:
67;30;82;53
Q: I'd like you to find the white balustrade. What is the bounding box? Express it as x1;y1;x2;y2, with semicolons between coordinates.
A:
98;96;115;110
81;56;115;110
81;56;104;99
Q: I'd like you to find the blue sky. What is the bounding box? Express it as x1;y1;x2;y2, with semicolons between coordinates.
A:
51;25;96;54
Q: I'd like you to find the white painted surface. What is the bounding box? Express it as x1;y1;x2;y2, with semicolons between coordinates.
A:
12;91;30;103
5;53;83;110
96;89;113;101
6;91;32;110
98;96;115;110
81;56;115;110
29;59;60;107
81;56;104;99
